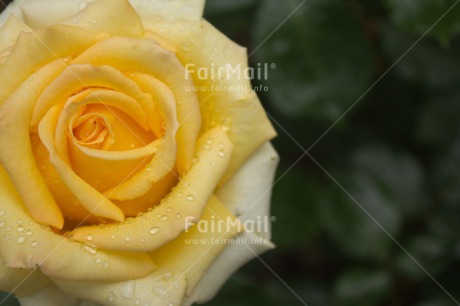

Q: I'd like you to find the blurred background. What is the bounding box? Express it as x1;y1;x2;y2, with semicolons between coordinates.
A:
203;0;460;305
2;0;460;305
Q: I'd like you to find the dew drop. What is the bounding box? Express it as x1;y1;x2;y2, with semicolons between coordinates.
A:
26;230;32;236
103;262;110;269
81;243;97;255
186;195;195;201
149;227;160;235
204;144;211;150
107;292;116;303
177;192;183;198
125;236;131;242
110;235;115;240
86;234;93;241
16;226;24;232
17;236;25;244
5;226;11;232
31;241;39;248
160;215;169;222
0;222;5;228
218;150;225;158
166;207;172;213
95;257;102;264
176;213;182;219
0;210;5;217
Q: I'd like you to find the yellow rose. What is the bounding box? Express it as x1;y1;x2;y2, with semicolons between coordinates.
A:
0;0;278;305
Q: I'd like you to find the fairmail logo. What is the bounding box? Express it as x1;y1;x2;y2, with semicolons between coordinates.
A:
184;62;276;81
184;215;275;234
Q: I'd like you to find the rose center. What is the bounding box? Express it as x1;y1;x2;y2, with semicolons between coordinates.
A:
72;114;109;150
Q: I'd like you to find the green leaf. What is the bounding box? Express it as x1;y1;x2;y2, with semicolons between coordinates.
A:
395;235;449;281
271;167;320;249
380;23;460;90
386;0;460;42
319;145;425;260
417;91;460;147
334;268;391;306
0;292;19;306
252;0;373;121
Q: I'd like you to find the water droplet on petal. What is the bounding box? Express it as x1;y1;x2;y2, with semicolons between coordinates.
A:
160;215;169;222
218;150;225;158
149;227;160;235
107;292;116;303
81;243;97;255
17;226;24;232
31;241;39;248
17;236;25;244
86;234;93;241
0;222;5;228
176;213;182;219
0;211;5;217
186;195;195;201
125;236;131;242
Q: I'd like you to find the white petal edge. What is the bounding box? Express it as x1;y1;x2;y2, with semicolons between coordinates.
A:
128;0;205;22
17;283;80;306
216;142;279;240
0;0;27;27
185;142;279;304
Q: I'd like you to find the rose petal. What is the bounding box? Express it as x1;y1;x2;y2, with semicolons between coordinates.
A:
129;0;205;22
106;73;179;201
0;165;155;282
72;36;201;175
150;195;242;296
22;0;144;39
0;257;50;297
185;231;275;305
216;142;279;240
0;14;31;51
70;127;233;252
185;142;279;304
0;24;95;105
39;104;125;222
55;268;187;306
17;283;79;306
52;195;240;306
60;0;144;38
0;0;27;27
56;89;150;161
142;19;277;183
0;59;67;229
31;64;151;129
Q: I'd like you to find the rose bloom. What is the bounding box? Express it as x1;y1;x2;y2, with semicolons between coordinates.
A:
0;0;278;305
